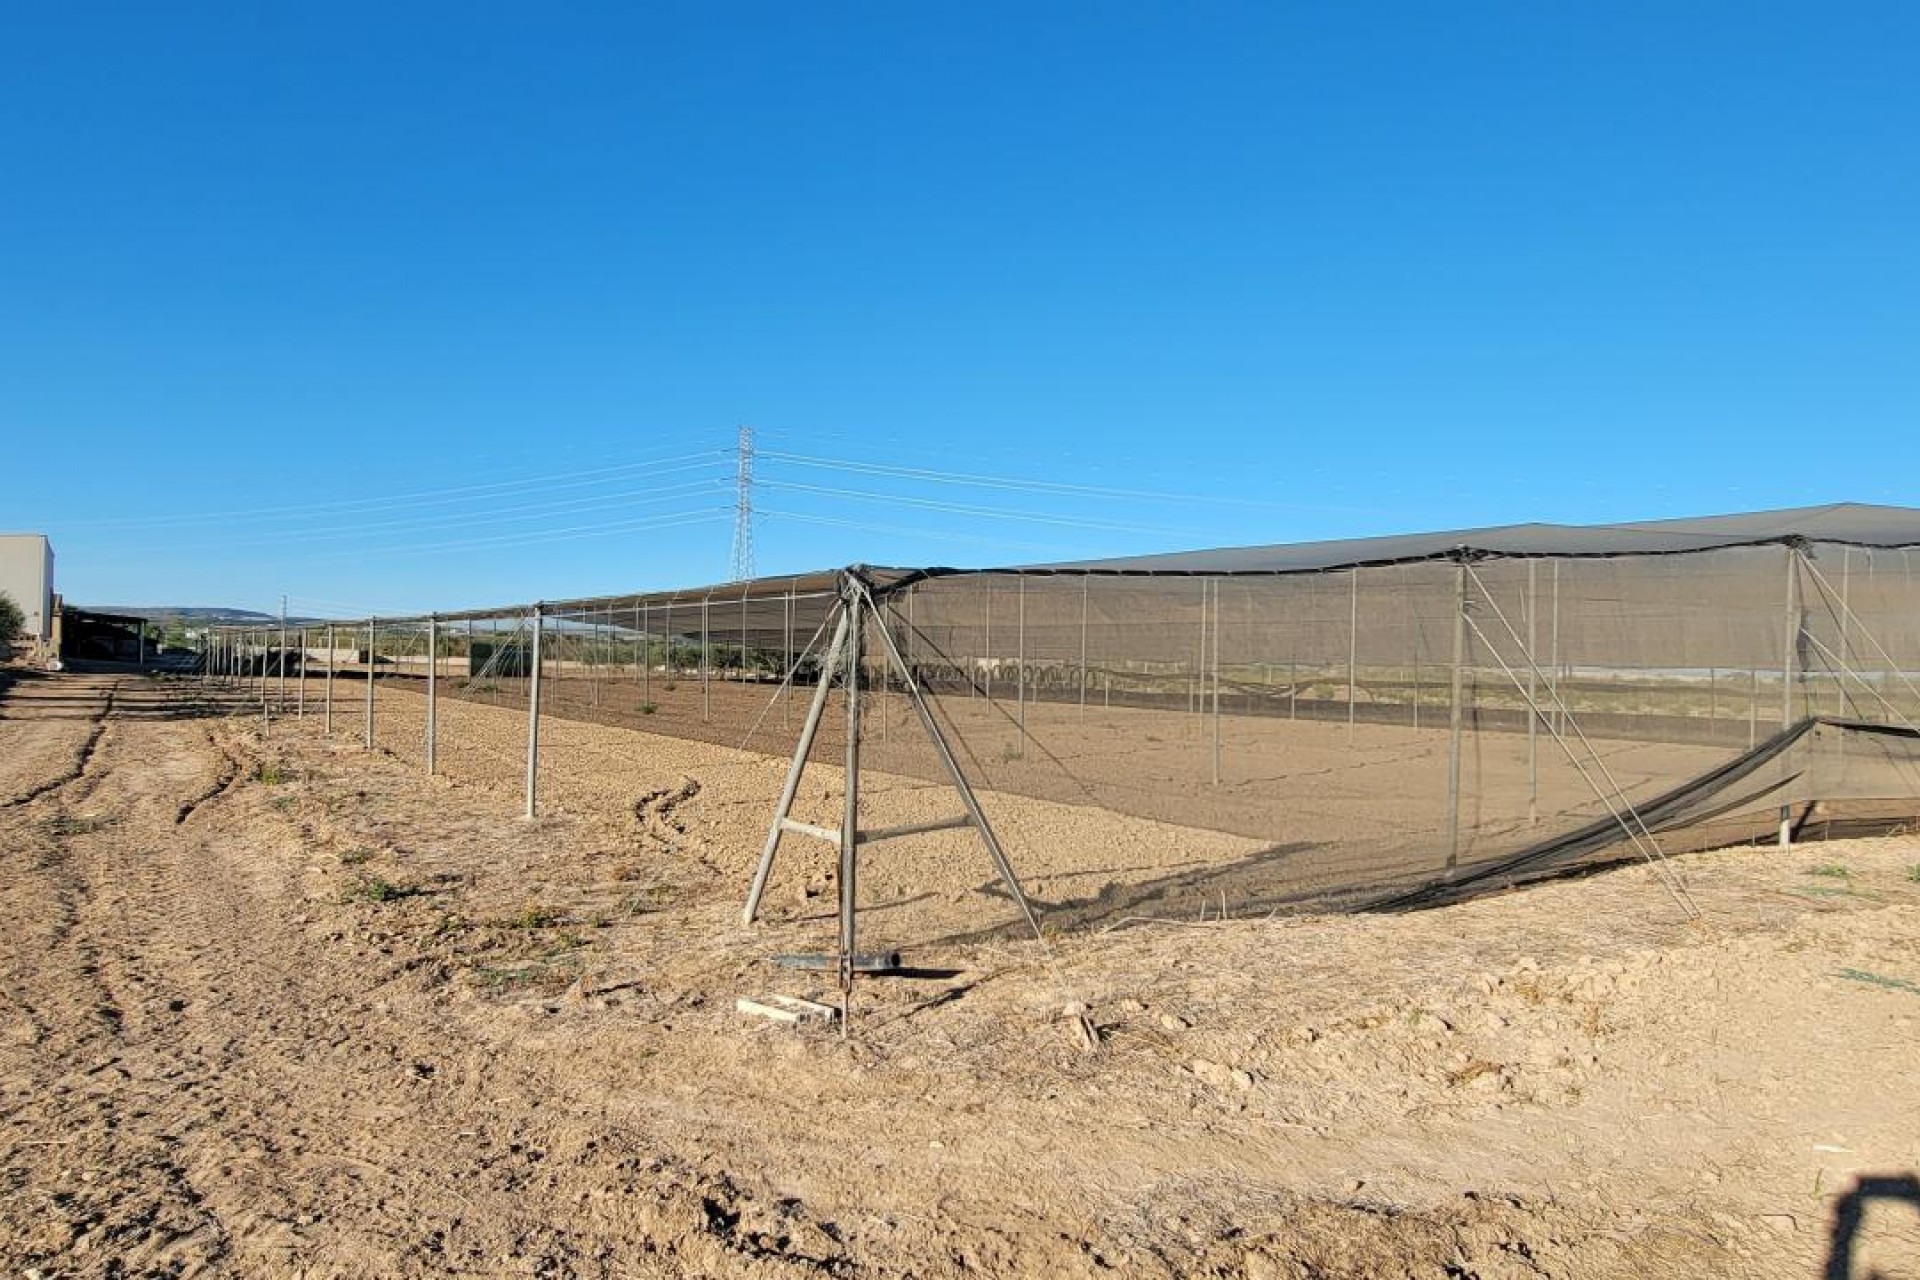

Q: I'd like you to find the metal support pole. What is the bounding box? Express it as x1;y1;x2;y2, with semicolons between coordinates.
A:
297;627;307;719
839;587;863;1031
1549;561;1561;735
1210;580;1222;786
278;595;288;712
1194;579;1206;718
1749;666;1758;748
1015;575;1027;756
1838;546;1851;716
1347;568;1358;744
782;586;793;730
982;580;992;702
325;623;335;735
879;591;890;746
1446;559;1467;872
526;606;544;820
364;618;376;750
426;616;438;775
701;597;711;723
1079;576;1089;716
138;621;146;669
642;601;651;705
1527;561;1538;824
1780;546;1799;848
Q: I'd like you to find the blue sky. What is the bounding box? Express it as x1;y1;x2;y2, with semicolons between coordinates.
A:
2;3;1914;616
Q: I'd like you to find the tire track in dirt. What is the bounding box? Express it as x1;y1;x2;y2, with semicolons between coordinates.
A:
634;774;701;849
172;723;246;825
0;680;117;810
0;677;241;1271
4;684;851;1275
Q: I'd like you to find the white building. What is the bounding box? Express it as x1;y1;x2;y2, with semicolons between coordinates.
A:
0;533;55;654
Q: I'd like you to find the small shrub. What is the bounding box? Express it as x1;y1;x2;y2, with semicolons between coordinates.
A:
343;873;411;904
45;813;115;837
618;884;674;915
1905;864;1920;884
474;964;541;991
339;848;373;866
253;761;290;785
506;903;560;930
661;681;678;692
639;701;658;715
1805;864;1851;879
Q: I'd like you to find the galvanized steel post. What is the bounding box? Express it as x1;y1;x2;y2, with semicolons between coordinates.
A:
525;606;543;819
364;618;376;751
426;615;439;775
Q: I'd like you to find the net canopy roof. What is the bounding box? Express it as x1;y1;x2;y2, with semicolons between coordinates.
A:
990;501;1920;579
413;503;1920;624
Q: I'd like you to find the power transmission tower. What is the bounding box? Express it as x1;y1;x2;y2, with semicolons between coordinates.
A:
731;424;755;581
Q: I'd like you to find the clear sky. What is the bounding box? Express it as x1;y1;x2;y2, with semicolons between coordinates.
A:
2;3;1914;617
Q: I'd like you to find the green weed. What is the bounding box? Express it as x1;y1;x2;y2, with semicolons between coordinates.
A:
343;873;413;904
44;813;115;837
1805;864;1852;879
505;903;561;930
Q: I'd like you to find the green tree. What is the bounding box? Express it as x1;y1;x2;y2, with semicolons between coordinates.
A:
0;591;22;651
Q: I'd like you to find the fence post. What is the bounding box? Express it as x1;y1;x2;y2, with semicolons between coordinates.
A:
1347;568;1358;745
364;618;376;751
1527;560;1538;824
526;605;543;820
325;623;335;735
1016;575;1027;756
1446;558;1468;873
1079;576;1089;716
1780;545;1799;847
426;615;439;775
1211;579;1222;786
838;583;863;1031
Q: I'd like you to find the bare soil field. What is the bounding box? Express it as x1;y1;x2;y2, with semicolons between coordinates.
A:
3;667;1918;1277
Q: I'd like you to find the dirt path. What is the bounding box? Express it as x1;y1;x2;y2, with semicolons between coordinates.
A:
2;670;1917;1277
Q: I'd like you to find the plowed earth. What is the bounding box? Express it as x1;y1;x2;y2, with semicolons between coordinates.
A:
2;668;1916;1278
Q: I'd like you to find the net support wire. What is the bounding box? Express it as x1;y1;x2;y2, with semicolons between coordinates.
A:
1798;552;1920;729
741;568;1046;1032
1460;559;1702;920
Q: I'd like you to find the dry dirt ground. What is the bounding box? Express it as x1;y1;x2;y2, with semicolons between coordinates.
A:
2;667;1918;1278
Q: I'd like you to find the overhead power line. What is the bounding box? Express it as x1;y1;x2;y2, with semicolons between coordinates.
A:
757;508;1074;558
757;449;1304;511
756;478;1202;538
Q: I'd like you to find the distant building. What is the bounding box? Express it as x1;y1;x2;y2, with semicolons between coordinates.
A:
0;533;54;657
